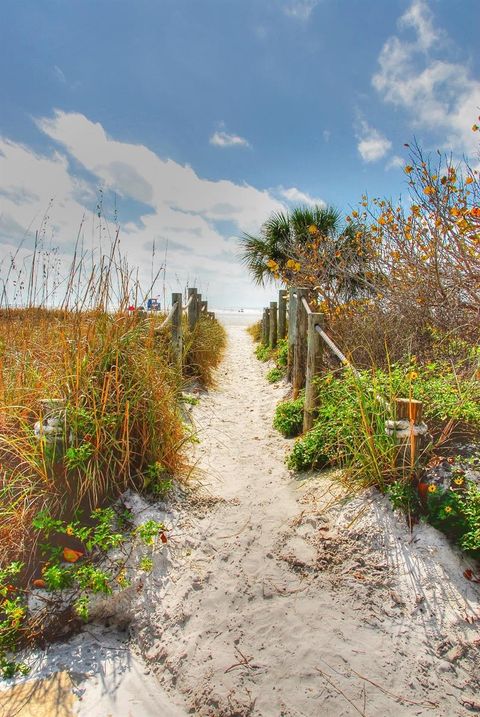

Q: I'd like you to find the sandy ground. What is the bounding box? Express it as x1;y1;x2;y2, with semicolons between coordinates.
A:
134;325;480;716
2;321;479;716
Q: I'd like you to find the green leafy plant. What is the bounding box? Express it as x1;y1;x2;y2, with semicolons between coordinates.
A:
143;462;173;498
0;508;169;677
387;480;420;514
426;480;480;558
255;344;271;362
266;366;284;383
276;339;289;368
64;442;95;471
273;395;304;438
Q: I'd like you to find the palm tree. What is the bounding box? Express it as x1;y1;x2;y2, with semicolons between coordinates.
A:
239;205;340;286
239;204;374;302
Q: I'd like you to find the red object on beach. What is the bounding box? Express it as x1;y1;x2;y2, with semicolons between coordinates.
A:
128;305;136;312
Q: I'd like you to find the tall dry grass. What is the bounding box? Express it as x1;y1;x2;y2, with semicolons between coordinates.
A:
0;235;225;569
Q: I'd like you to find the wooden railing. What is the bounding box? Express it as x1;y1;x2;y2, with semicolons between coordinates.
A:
154;287;215;367
260;287;427;475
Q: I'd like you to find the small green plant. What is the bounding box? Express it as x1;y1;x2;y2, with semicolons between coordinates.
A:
143;462;173;497
0;508;168;677
266;366;284;383
255;344;271;362
276;338;289;368
426;480;480;558
387;480;420;514
139;556;153;572
64;442;95;471
135;519;166;546
273;395;304;438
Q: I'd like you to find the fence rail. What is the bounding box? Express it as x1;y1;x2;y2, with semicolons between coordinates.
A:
153;288;215;366
260;287;426;476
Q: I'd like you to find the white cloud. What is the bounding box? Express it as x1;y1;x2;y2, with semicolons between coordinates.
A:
372;0;480;156
209;130;250;148
279;186;326;208
386;155;405;170
322;129;331;143
284;0;320;20
356;120;392;163
53;65;66;84
0;112;284;308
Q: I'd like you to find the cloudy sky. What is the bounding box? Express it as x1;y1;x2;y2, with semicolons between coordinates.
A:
0;0;479;308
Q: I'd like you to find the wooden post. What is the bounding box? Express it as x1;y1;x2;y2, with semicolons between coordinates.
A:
200;300;207;313
171;292;183;368
303;312;323;432
187;287;198;331
385;398;427;478
264;308;270;346
287;288;297;382
292;288;309;398
269;301;278;348
261;308;267;344
278;290;287;340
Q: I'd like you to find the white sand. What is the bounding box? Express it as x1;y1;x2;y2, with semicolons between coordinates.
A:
134;325;480;716
2;323;479;716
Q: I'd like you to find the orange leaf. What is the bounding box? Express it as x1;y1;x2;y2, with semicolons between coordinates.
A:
160;532;168;544
32;579;46;589
63;547;83;563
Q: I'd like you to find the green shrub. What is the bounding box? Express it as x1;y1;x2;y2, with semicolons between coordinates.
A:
286;361;480;478
266;367;284;383
255;344;271;362
273;395;304;438
287;371;394;483
425;480;480;558
276;338;289;368
387;480;420;514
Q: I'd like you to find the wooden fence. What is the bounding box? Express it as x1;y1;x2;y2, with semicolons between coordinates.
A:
154;287;215;367
260;287;427;476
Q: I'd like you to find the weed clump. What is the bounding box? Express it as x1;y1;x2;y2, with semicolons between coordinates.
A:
273;395;304;437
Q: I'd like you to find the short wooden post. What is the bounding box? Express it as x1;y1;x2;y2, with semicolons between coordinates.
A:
171;292;183;368
303;312;323;432
200;300;207;313
278;290;287;340
287;288;297;382
187;287;198;331
292;288;309;398
261;308;267;344
385;398;427;478
269;301;278;348
264;308;270;346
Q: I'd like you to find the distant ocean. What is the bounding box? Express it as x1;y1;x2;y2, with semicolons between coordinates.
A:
213;308;262;326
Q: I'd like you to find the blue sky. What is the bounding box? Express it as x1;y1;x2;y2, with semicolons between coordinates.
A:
0;0;479;307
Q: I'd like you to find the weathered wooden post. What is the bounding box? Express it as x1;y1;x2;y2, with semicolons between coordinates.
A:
278;290;287;340
292;288;309;398
262;308;269;345
200;300;208;314
303;312;323;432
287;288;297;382
187;287;198;331
385;398;427;477
269;301;278;348
171;292;183;368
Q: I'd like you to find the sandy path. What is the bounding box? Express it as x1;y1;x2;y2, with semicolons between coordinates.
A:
135;325;480;716
2;323;478;717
